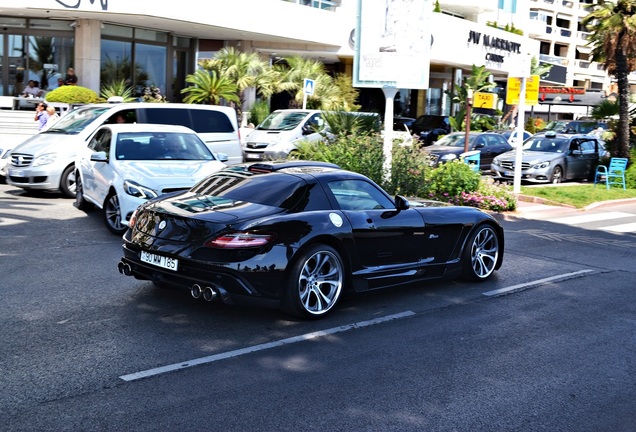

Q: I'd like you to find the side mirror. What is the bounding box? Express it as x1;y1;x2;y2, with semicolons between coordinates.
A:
90;151;108;162
474;142;485;149
394;195;410;211
215;152;229;162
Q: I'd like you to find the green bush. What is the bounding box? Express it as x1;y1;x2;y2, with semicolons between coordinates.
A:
248;99;270;126
626;149;636;189
100;79;136;102
427;160;480;199
45;85;99;104
295;133;516;212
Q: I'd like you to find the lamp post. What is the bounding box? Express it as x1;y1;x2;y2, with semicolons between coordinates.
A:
464;89;473;153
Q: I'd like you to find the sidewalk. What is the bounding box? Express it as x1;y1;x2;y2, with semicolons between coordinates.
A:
508;193;636;220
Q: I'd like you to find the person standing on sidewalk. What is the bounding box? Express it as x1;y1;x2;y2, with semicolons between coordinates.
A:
34;102;50;131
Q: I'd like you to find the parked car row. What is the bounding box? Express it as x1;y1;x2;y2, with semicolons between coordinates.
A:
4;103;242;197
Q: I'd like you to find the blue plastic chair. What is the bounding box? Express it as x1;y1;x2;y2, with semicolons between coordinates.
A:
460;150;481;172
594;157;628;190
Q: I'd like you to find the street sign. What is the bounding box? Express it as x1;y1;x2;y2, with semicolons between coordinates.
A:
474;92;497;109
303;78;315;96
506;75;539;105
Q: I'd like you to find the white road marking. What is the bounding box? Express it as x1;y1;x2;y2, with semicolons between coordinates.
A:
120;311;416;382
482;270;595;297
548;212;633;225
603;222;636;233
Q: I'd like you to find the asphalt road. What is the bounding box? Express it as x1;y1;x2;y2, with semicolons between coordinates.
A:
1;182;635;431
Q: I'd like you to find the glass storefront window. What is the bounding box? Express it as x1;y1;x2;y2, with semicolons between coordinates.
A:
135;28;168;43
27;36;74;91
102;24;133;38
101;39;133;88
135;43;166;97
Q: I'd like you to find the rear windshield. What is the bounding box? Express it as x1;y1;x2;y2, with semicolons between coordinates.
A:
43;106;110;135
191;171;308;209
143;108;235;133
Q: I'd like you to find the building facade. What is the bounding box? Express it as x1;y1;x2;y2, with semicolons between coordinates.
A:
0;0;627;121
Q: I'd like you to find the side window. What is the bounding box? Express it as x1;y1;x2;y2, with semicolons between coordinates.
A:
191;109;235;133
143;108;191;129
569;140;580;152
88;129;112;153
579;139;597;154
328;179;394;211
305;113;324;131
474;136;487;147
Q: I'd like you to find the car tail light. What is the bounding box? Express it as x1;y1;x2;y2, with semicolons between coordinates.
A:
129;208;138;229
205;232;274;249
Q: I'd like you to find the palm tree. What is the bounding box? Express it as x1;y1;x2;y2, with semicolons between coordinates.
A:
275;55;331;109
448;64;496;131
583;0;636;160
200;47;269;118
181;69;240;105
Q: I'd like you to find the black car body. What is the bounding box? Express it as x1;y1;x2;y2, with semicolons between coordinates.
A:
490;132;602;183
410;115;450;146
425;132;513;171
119;161;504;318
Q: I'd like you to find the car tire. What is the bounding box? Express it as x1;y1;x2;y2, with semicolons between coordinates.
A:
74;173;93;211
281;244;344;319
59;164;76;198
550;166;563;184
462;224;500;281
103;191;127;235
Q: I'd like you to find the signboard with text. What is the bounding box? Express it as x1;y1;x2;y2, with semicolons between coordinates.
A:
506;75;539;105
353;0;431;89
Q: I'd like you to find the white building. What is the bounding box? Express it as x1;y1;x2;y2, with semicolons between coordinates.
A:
0;0;624;121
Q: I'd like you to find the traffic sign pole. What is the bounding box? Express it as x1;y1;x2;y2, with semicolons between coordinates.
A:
513;77;526;194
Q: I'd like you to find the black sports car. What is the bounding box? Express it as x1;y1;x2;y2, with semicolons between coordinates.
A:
119;161;505;318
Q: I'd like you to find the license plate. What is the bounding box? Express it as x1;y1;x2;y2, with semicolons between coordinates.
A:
140;250;178;271
504;171;515;176
9;169;25;177
246;153;262;160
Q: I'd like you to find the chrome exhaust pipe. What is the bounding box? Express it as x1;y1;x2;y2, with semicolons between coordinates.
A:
203;286;218;302
118;261;132;276
190;284;202;299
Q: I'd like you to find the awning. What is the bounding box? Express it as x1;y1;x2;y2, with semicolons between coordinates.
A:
576;45;592;54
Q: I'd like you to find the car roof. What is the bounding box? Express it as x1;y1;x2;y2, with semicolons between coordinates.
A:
100;123;197;134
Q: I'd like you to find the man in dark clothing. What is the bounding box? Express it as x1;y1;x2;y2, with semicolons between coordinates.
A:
64;68;78;85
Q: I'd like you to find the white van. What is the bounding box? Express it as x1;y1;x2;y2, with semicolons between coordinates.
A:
243;109;326;161
6;103;241;197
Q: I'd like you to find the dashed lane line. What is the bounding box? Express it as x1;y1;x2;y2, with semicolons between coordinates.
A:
482;269;596;297
120;311;416;382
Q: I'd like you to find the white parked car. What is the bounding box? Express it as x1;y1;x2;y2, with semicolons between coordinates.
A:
75;123;227;235
7;102;241;197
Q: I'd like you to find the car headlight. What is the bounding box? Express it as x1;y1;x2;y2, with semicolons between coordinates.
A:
440;153;458;161
123;180;158;199
32;153;57;167
531;161;551;169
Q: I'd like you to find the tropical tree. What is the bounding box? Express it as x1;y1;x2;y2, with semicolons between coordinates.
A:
448;64;496;131
583;0;636;160
181;69;240;105
275;55;335;109
200;47;269;118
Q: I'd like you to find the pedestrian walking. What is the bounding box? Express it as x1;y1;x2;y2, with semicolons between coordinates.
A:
34;102;50;131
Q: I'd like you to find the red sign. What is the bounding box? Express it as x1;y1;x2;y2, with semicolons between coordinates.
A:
538;86;586;95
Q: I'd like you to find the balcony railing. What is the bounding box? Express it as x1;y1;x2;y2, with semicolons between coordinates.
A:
283;0;340;11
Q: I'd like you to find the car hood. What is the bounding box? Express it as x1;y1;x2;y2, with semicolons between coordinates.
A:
496;150;564;163
426;146;463;155
10;133;83;156
116;160;226;190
